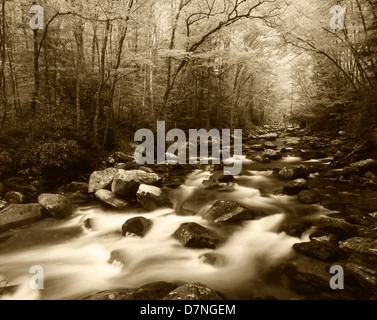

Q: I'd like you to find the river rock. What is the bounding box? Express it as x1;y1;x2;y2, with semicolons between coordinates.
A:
298;190;321;204
203;200;268;223
95;189;129;209
264;141;277;149
136;185;171;211
285;137;300;146
4;191;25;204
84;282;178;300
199;253;228;267
278;165;310;180
122;216;152;237
350;159;377;174
0;204;45;232
38;194;72;219
331;139;343;148
345;214;377;227
263;150;282;160
339;237;377;291
202;172;235;189
172;223;222;249
163;283;222;300
293;240;343;262
317;217;357;241
283;179;308;195
250;144;265;151
285;253;365;299
88;168;118;193
111;170;161;197
259;133;278;141
253;155;271;163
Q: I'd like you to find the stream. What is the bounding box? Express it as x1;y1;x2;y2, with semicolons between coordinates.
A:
0;137;361;300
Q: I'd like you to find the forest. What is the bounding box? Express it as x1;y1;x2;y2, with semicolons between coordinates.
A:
1;0;377;302
0;0;375;184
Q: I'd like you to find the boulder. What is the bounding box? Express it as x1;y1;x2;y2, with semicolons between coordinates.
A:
298;190;321;204
264;141;277;149
250;144;265;151
163;283;222;300
38;194;72;219
278;166;310;180
293;240;344;262
122;216;152;237
285;253;365;299
88;168;118;193
339;237;377;291
4;191;25;204
0;204;44;232
263;150;282;160
84;282;178;300
285;137;300;146
172;223;222;249
111;170;161;197
136;185;171;211
202;172;235;189
95;189;129;209
350;159;377;174
253;155;271;163
203;200;268;223
317;217;357;241
345;215;377;227
259;133;278;141
283;179;308;195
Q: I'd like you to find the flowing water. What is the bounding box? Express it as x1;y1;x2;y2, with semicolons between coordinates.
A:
0;155;336;300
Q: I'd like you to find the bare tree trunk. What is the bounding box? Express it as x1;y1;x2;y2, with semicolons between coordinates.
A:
74;17;85;128
0;0;8;135
93;19;110;148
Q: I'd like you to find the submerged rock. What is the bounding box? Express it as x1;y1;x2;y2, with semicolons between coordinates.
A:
203;200;268;223
173;222;222;249
317;217;357;241
280;221;313;238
